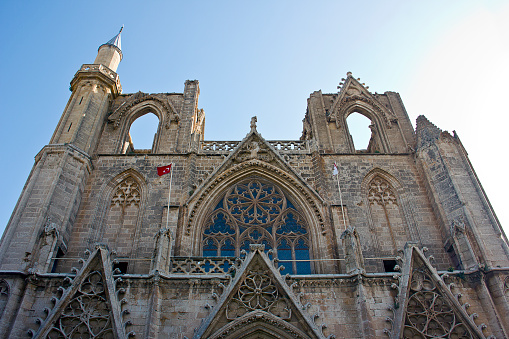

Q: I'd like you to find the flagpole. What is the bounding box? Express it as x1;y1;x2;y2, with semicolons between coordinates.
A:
165;163;173;236
334;163;347;230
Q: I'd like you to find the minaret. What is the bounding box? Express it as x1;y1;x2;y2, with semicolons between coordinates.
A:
0;29;124;272
49;28;123;153
94;26;123;72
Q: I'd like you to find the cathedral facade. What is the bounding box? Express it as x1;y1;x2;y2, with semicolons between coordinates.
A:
1;30;509;338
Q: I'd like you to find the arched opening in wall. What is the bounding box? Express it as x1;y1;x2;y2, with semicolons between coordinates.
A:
346;112;378;153
123;112;159;154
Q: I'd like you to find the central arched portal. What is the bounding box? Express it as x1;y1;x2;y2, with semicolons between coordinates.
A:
201;177;312;275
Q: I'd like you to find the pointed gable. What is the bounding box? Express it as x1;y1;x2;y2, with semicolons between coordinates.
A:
34;246;128;339
186;120;326;236
194;245;322;339
329;72;397;127
390;244;487;339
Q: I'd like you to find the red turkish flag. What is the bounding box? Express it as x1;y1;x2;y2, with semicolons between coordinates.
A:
157;164;172;176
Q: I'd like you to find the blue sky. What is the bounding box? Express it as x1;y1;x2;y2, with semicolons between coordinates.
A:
1;1;508;238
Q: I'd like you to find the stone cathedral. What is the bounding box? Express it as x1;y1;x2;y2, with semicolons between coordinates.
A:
1;29;509;339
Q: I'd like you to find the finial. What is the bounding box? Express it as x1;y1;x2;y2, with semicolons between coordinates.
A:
119;25;124;34
250;116;257;132
346;72;352;77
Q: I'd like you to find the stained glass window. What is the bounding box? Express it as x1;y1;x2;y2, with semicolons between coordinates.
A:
202;178;311;274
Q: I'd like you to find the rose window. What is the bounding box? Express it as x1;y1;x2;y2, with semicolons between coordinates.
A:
202;178;311;274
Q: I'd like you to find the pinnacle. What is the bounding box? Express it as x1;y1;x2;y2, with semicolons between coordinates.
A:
337;71;370;91
416;115;441;133
415;115;442;149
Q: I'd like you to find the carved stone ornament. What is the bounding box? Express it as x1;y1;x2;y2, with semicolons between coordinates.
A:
111;177;141;210
389;245;488;339
403;265;475;338
328;75;397;128
194;248;323;339
367;176;397;206
233;138;274;164
108;92;179;129
43;218;59;238
250;116;257;132
46;271;115;338
33;247;133;339
226;261;291;320
451;216;466;235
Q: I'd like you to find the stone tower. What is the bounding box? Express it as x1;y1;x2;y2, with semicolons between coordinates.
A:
0;32;508;338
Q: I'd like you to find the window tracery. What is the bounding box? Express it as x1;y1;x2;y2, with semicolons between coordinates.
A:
202;179;311;274
111;177;141;209
404;266;474;338
226;261;291;320
366;175;407;255
47;271;114;338
368;177;397;206
104;176;142;259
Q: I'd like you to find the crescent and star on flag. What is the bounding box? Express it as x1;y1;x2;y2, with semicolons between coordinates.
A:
157;164;172;176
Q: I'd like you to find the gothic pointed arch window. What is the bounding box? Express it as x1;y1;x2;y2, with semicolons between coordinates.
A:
202;178;312;275
103;175;142;263
367;175;409;255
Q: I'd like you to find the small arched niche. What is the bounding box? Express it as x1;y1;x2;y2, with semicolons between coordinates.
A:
122;112;160;154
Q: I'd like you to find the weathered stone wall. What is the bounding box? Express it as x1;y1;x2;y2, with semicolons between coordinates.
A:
0;267;506;339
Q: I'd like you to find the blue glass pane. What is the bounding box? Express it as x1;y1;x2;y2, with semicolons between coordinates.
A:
277;243;292;275
203;238;218;256
277;212;307;235
261;239;272;251
244;207;255;223
203;260;214;272
278;238;291;249
295;238;311;274
221;238;235;257
204;213;235;235
203;249;217;256
249;229;262;241
258;211;268;224
262;185;273;196
221;261;231;272
250;182;260;191
240;240;251;251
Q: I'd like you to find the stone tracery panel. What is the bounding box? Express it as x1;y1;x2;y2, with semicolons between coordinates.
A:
226;261;291;320
47;271;114;338
403;265;475;338
367;175;408;255
111;177;141;209
104;176;142;259
202;178;311;274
